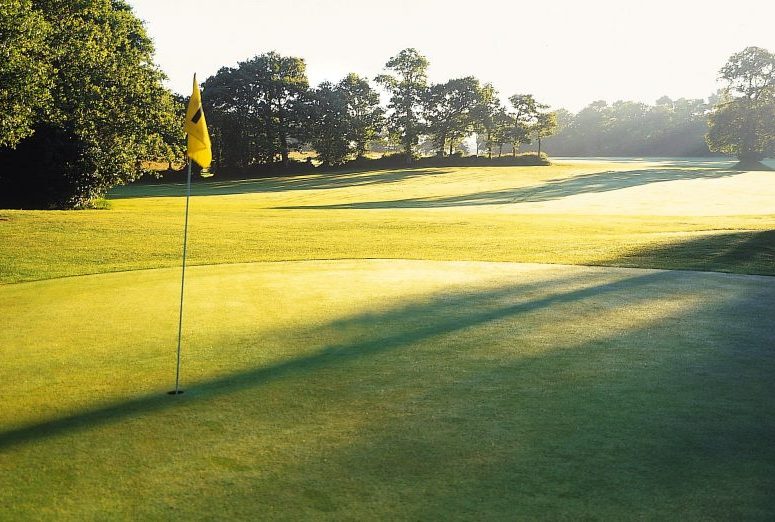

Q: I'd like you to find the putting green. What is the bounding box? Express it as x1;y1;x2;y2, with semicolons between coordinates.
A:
2;259;774;518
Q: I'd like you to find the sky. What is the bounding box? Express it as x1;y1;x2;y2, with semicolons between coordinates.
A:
128;0;775;112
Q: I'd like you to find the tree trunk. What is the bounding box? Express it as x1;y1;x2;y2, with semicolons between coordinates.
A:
403;93;414;160
403;126;413;160
277;100;289;167
537;137;542;157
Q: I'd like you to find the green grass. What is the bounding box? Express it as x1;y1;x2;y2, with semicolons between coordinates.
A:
1;159;775;519
2;261;774;519
1;160;774;283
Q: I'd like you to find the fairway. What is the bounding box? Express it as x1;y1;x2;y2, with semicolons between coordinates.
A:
2;159;775;519
2;159;775;283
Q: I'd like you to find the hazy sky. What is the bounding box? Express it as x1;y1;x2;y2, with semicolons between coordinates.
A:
128;0;775;112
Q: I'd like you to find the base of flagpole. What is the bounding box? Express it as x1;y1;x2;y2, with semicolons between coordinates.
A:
167;390;185;395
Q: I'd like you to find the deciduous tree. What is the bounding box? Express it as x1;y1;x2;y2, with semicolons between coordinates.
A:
0;0;182;208
424;77;481;156
507;94;541;156
706;46;775;166
338;73;384;159
533;110;558;156
472;83;502;158
0;0;52;148
308;82;350;166
203;52;310;168
375;48;429;159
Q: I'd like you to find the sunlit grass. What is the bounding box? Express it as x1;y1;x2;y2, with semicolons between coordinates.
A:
1;260;774;519
1;159;774;283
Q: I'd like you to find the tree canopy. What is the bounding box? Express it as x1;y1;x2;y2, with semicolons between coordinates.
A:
540;97;713;157
424;77;482;156
0;0;52;148
0;0;182;208
338;73;384;159
203;52;310;169
308;73;384;165
375;48;429;158
308;81;351;167
706;46;775;167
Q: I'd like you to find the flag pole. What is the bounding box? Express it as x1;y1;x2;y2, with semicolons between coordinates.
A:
171;159;192;395
170;73;210;396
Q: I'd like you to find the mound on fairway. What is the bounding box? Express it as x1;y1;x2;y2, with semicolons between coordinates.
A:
2;260;774;519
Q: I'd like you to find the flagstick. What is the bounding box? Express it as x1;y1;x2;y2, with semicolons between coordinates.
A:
170;160;192;395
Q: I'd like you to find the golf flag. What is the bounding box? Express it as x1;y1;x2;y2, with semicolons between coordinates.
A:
184;74;212;169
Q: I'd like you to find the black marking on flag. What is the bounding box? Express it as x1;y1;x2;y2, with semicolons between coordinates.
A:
191;108;202;124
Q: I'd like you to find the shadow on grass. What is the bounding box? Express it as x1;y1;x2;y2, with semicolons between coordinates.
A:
3;262;775;517
276;167;741;209
110;164;741;205
108;168;453;199
182;258;773;518
610;230;775;276
0;270;677;451
322;282;775;519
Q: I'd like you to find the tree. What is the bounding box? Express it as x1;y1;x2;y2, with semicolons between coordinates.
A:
491;109;512;157
308;82;350;166
256;52;309;166
532;110;558;156
338;73;384;159
375;48;429;159
606;101;649;155
506;94;541;156
0;0;52;148
706;89;775;164
424;77;481;156
0;0;182;208
472;83;502;158
707;46;775;166
203;52;310;169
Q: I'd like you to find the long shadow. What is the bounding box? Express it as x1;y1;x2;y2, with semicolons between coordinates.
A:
609;230;775;276
552;157;738;168
108;168;452;199
0;270;678;451
329;283;775;519
277;167;742;209
123;261;774;518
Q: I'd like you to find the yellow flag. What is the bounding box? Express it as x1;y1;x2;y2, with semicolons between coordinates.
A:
184;74;212;169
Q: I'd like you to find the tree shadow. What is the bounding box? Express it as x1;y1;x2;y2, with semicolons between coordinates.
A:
0;269;676;451
277;167;742;209
174;260;773;518
4;262;774;517
109;168;453;199
324;280;775;519
610;230;775;276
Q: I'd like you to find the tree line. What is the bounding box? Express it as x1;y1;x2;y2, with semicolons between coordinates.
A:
535;97;715;157
202;48;557;172
1;1;774;208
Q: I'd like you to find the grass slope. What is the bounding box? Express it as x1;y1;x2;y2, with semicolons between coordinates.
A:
1;159;774;283
1;260;774;519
